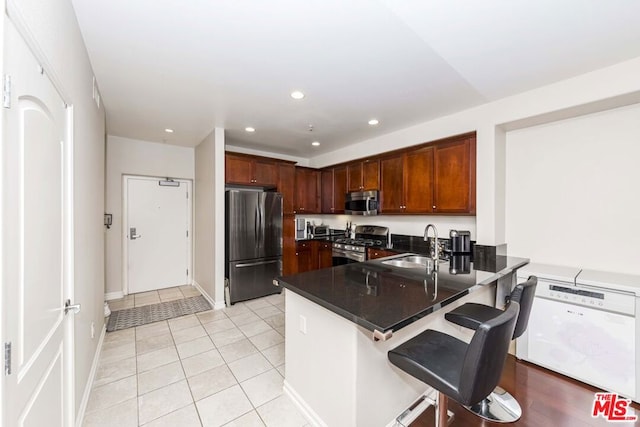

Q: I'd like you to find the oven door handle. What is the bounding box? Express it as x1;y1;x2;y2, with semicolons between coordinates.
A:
332;248;365;262
333;248;354;258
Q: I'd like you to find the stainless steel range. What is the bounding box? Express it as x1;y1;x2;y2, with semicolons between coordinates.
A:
332;225;389;265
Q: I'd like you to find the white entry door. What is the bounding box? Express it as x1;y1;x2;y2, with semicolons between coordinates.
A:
125;176;191;294
2;19;73;427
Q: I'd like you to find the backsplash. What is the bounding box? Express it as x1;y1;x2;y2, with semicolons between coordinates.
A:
390;234;475;256
301;214;477;241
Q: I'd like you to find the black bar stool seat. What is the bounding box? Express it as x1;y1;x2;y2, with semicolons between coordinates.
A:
444;275;538;423
389;302;520;427
389;330;468;403
445;303;502;330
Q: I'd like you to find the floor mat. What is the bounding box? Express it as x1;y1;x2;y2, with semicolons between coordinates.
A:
106;295;212;332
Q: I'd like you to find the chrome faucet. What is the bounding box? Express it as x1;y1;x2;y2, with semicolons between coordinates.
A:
424;224;439;261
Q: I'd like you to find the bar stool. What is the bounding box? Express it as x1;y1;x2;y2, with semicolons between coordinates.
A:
388;302;520;427
444;275;538;423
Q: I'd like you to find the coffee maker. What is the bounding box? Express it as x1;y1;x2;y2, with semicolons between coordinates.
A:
449;230;471;254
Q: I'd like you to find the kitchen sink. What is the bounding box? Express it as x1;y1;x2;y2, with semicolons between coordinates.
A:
381;255;442;269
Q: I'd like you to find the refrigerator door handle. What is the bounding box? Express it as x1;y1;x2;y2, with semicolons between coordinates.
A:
259;204;264;247
258;203;263;250
235;260;280;268
254;203;259;245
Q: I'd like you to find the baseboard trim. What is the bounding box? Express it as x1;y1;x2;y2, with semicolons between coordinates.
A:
192;280;225;310
283;380;327;427
75;325;106;427
104;291;123;301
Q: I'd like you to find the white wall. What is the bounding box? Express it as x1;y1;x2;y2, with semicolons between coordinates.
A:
194;128;226;307
226;143;309;166
505;103;640;274
309;57;640;250
195;131;214;300
4;0;107;418
105;136;194;295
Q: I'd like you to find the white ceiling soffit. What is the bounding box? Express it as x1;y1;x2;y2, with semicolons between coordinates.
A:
71;0;640;156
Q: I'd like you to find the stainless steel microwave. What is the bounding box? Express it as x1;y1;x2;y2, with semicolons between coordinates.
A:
345;190;379;215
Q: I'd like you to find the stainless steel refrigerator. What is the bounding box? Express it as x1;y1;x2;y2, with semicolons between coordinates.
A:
225;190;283;304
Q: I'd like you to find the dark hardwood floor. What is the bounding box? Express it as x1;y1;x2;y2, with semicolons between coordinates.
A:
410;355;640;427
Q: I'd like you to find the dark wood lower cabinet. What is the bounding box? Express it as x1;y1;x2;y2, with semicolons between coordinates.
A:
318;242;333;269
295;240;334;273
296;241;314;273
282;215;297;275
367;248;398;259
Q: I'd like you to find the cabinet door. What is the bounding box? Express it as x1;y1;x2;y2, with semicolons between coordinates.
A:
434;138;474;213
254;160;278;186
225;154;253;184
362;160;379;190
296;242;314;273
333;166;347;214
404;147;434;213
367;248;398;259
347;163;363;191
305;170;321;213
380;155;404;213
294;168;306;213
282;215;297;275
318;242;333;269
278;164;295;215
321;169;334;214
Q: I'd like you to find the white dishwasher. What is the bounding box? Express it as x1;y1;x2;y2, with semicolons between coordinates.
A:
516;264;639;402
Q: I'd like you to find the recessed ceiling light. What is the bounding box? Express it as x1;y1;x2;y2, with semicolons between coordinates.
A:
164;128;174;133
368;119;379;125
245;127;255;133
311;141;320;146
291;91;305;100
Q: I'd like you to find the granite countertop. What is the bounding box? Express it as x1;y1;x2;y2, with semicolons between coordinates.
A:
275;253;529;335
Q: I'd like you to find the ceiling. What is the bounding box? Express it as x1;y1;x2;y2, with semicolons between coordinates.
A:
71;0;640;157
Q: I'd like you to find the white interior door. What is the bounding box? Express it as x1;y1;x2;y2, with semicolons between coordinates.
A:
126;177;190;294
2;19;73;427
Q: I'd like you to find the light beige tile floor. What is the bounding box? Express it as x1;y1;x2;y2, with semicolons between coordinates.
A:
88;288;308;427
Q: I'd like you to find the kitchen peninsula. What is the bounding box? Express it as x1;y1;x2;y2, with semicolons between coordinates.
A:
275;253;529;427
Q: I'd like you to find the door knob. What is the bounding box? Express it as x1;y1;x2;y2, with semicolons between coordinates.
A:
130;227;142;240
64;299;81;315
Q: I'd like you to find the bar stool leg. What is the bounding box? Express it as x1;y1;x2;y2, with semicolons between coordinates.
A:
465;386;522;423
435;392;448;427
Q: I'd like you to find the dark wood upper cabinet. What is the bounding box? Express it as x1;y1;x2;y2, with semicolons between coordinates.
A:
321;169;334;214
227;132;475;216
294;167;321;214
362;160;380;191
278;163;295;215
225;153;278;186
433;137;475;213
334;167;347;212
253;159;278;186
225;154;254;184
321;167;347;214
347;163;363;192
403;146;434;213
379;134;475;215
347;160;379;192
380;155;404;213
